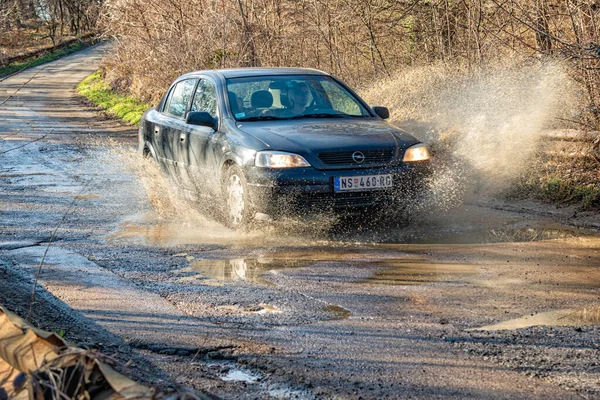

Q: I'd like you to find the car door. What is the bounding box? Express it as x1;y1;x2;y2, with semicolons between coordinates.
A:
160;78;198;181
180;78;220;196
149;85;176;164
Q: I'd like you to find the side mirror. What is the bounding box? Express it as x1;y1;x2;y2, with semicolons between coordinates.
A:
186;111;217;129
372;106;390;120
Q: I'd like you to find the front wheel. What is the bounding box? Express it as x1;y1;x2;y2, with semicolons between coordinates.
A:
224;165;251;229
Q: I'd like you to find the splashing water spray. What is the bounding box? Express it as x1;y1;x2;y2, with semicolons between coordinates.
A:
362;60;579;215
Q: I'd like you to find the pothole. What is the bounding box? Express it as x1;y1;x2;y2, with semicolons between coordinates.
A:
174;253;476;287
218;367;260;383
363;259;476;285
207;361;316;399
469;306;600;331
176;258;311;285
322;305;351;320
73;194;100;200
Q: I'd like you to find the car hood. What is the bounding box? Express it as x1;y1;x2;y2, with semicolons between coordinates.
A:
237;118;420;157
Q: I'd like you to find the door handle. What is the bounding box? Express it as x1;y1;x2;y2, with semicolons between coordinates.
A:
179;133;186;142
154;127;160;135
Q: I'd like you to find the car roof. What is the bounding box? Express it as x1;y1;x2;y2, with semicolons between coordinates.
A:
180;67;329;80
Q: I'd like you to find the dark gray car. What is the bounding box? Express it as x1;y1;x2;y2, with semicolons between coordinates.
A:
138;68;431;228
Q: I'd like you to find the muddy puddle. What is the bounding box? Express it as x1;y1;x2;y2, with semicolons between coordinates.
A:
107;214;330;247
173;253;476;288
386;227;585;245
108;211;593;248
74;194;100;200
363;259;476;285
471;306;600;331
322;305;351;320
175;258;313;285
208;362;315;399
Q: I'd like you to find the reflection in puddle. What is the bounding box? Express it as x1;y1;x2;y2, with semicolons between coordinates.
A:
470;306;600;331
175;255;476;288
177;258;312;285
364;260;476;285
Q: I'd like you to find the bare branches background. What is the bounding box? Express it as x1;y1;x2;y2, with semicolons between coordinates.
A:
2;0;596;126
98;0;599;127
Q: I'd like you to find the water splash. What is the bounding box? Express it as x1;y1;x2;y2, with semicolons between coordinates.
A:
362;60;578;212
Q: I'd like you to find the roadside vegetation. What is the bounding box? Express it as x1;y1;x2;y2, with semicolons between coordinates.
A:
509;147;600;210
1;0;102;77
510;178;600;211
0;39;92;78
77;71;150;125
100;0;600;131
1;1;101;50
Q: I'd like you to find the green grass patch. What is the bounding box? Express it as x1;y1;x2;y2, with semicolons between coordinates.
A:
0;42;89;78
77;71;151;125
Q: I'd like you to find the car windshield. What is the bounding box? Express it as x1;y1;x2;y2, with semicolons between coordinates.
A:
226;75;372;122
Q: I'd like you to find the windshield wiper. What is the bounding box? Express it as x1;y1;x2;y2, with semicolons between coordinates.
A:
237;115;284;122
289;113;348;120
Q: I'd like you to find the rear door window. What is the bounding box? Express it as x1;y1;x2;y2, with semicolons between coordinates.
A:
165;79;197;118
191;79;218;117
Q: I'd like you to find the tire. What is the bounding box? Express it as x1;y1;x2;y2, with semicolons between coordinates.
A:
223;165;251;228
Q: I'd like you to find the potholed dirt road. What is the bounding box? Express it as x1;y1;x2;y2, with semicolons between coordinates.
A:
1;45;599;399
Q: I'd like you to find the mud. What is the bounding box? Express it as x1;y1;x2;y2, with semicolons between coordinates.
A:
472;306;600;331
172;254;476;288
364;260;476;285
322;305;351;320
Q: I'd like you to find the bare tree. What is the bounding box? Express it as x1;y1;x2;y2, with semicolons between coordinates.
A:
99;0;600;128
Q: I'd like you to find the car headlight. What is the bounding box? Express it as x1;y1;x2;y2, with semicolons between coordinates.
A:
402;144;430;162
255;151;311;168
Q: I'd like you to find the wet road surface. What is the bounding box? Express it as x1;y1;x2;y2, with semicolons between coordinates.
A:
1;45;599;399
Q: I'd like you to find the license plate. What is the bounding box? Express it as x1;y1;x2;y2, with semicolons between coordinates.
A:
333;174;393;192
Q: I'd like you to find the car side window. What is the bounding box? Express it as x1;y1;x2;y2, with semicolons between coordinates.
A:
191;79;217;117
318;80;363;116
165;79;197;118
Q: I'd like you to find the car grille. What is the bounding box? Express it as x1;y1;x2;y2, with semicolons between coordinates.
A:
318;149;394;165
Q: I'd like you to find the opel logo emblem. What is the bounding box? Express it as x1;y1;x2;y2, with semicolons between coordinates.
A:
352;151;365;164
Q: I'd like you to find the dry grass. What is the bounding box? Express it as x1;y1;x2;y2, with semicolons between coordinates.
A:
509;144;600;209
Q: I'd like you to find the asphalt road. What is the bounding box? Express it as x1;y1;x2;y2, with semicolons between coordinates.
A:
1;44;599;399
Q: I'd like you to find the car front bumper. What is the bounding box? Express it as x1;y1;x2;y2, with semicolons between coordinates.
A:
244;162;430;216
